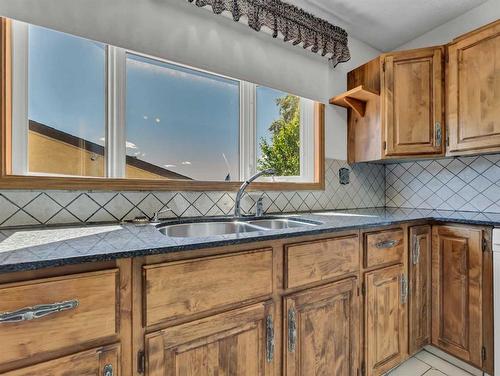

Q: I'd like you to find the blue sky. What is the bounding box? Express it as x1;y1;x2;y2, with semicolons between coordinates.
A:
28;24;284;181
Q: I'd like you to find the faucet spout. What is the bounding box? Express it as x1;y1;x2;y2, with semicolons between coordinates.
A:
234;169;276;218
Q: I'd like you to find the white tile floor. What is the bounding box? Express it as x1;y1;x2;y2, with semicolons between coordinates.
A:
386;350;478;376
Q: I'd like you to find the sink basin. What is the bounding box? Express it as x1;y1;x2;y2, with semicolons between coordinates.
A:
157;217;321;238
247;218;318;229
157;221;263;238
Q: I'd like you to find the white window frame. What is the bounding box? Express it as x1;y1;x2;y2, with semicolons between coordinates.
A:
11;20;28;175
10;21;316;183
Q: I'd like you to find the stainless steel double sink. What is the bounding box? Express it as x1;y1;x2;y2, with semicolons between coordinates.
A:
157;217;321;238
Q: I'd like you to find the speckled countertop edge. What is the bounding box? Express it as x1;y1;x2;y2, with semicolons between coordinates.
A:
0;208;499;274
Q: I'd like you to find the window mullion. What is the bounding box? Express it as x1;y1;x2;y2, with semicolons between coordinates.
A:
106;46;126;178
11;20;29;175
240;81;256;181
300;98;315;182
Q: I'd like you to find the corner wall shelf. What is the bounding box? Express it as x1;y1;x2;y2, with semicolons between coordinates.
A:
329;85;380;117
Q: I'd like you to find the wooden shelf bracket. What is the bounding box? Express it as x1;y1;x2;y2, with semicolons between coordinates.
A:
329;85;379;118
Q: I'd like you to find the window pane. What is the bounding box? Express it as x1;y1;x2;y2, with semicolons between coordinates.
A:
125;54;240;181
256;87;301;176
27;25;106;177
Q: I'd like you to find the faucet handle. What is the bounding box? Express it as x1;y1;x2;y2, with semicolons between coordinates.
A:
256;197;265;217
152;207;174;222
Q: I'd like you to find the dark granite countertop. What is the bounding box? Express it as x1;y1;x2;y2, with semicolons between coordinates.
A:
1;207;500;273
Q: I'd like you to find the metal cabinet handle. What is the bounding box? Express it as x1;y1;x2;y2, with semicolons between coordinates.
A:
288;308;297;353
412;236;421;265
400;274;408;304
103;364;113;376
266;315;274;363
435;122;442;147
375;239;399;249
0;300;79;324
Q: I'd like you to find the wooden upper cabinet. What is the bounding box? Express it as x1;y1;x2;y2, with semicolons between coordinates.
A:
331;46;445;163
431;225;483;368
408;225;432;355
447;20;500;155
284;278;359;376
383;48;444;156
364;264;407;376
145;302;275;376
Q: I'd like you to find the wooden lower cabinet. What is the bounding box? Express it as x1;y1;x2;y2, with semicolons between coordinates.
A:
408;225;432;355
284;278;359;376
364;264;407;376
2;344;120;376
431;225;484;368
145;301;275;376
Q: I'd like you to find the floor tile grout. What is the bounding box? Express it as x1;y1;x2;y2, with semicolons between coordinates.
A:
387;349;477;376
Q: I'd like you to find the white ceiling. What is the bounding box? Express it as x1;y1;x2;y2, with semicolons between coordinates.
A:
291;0;489;51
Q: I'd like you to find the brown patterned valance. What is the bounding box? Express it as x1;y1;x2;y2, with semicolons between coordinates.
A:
187;0;350;67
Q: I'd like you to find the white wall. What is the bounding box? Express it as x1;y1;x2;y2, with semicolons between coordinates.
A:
397;0;500;50
0;0;380;161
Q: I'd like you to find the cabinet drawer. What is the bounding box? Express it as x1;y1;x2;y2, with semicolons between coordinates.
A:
2;343;120;376
364;229;404;268
285;235;359;289
0;269;118;367
144;249;273;326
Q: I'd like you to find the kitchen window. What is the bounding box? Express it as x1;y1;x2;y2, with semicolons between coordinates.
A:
12;23;107;177
1;18;324;190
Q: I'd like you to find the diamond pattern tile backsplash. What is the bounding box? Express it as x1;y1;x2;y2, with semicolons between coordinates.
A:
0;159;385;228
386;154;500;213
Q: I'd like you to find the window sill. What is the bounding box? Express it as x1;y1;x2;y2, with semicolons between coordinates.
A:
0;174;325;192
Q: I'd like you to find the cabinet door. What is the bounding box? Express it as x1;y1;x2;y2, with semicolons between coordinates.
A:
2;344;120;376
383;47;444;156
432;225;483;367
409;225;432;355
284;278;359;376
365;264;407;376
448;20;500;154
145;302;275;376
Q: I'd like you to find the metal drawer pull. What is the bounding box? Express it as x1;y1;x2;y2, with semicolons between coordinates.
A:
375;239;399;249
0;299;79;323
435;122;442;147
103;364;113;376
412;236;421;265
288;307;297;353
266;315;274;363
400;274;408;304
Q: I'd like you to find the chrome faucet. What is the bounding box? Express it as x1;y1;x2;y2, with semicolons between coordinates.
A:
152;207;174;223
234;169;276;218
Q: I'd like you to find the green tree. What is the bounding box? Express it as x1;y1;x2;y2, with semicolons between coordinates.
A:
257;95;300;176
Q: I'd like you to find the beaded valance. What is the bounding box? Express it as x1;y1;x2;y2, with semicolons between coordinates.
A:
188;0;350;67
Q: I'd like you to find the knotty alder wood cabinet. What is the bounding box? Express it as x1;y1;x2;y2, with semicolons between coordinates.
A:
447;20;500;155
408;225;432;355
431;225;493;372
330;47;445;163
332;19;500;162
284;278;359;375
0;223;494;375
362;227;408;376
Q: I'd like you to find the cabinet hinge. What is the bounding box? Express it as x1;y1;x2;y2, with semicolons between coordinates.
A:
361;282;366;296
361;361;366;376
137;350;145;374
383;141;387;150
483;238;488;253
445;124;450;147
482;346;487;361
382;61;386;72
